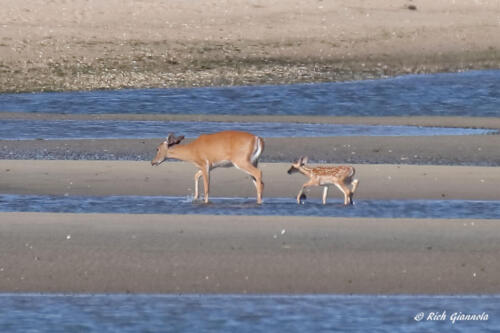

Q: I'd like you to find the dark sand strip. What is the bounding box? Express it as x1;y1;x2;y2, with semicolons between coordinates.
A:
2;135;500;165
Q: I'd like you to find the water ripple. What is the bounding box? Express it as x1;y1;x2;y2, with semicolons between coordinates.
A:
0;119;495;140
1;70;499;117
1;195;499;219
0;294;498;333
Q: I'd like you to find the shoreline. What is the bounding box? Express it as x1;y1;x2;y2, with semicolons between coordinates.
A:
2;54;498;94
1;113;500;130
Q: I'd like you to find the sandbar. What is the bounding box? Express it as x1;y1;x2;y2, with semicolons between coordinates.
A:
0;212;499;294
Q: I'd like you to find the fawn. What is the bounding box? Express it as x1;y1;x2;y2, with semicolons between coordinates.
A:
287;156;359;205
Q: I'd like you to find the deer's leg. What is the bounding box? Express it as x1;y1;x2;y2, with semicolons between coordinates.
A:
322;186;329;205
334;182;352;205
193;169;203;200
234;162;263;204
201;164;210;203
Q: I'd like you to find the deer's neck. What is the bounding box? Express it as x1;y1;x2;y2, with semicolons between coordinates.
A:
167;144;196;163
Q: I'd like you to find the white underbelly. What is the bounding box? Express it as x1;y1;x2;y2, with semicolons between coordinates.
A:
211;160;233;168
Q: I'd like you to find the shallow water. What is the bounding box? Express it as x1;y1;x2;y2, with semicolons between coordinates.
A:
1;70;499;117
0;119;495;140
0;294;498;332
1;195;499;219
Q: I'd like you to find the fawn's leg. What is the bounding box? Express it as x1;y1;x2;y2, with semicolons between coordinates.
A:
335;182;352;205
351;179;359;193
296;180;316;204
322;186;329;205
350;179;359;204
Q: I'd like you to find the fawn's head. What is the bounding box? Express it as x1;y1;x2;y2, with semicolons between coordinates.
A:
287;156;308;174
151;133;185;166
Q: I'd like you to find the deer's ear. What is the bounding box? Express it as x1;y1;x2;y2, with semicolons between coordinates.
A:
301;156;309;165
166;133;175;145
167;134;185;147
175;135;185;145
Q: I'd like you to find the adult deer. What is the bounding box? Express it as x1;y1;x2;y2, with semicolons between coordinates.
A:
287;156;359;205
151;131;264;204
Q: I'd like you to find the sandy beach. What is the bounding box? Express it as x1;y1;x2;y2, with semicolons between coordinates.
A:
1;0;499;92
1;212;499;294
1;160;499;201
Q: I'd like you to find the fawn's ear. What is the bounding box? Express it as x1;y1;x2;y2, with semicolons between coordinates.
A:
301;156;308;165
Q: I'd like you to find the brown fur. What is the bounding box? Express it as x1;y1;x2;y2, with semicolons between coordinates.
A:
152;130;264;204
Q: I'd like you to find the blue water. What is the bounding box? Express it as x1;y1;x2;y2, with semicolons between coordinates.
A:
0;294;498;332
1;195;499;219
0;119;495;140
1;70;499;117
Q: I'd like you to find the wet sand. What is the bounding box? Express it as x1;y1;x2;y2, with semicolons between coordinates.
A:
1;0;499;92
1;212;499;294
2;135;500;166
1;160;499;201
3;113;500;130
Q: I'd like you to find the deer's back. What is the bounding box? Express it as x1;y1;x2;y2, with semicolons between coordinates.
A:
312;166;355;180
191;131;257;162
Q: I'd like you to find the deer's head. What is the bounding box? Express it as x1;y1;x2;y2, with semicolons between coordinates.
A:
287;156;308;174
151;133;185;166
